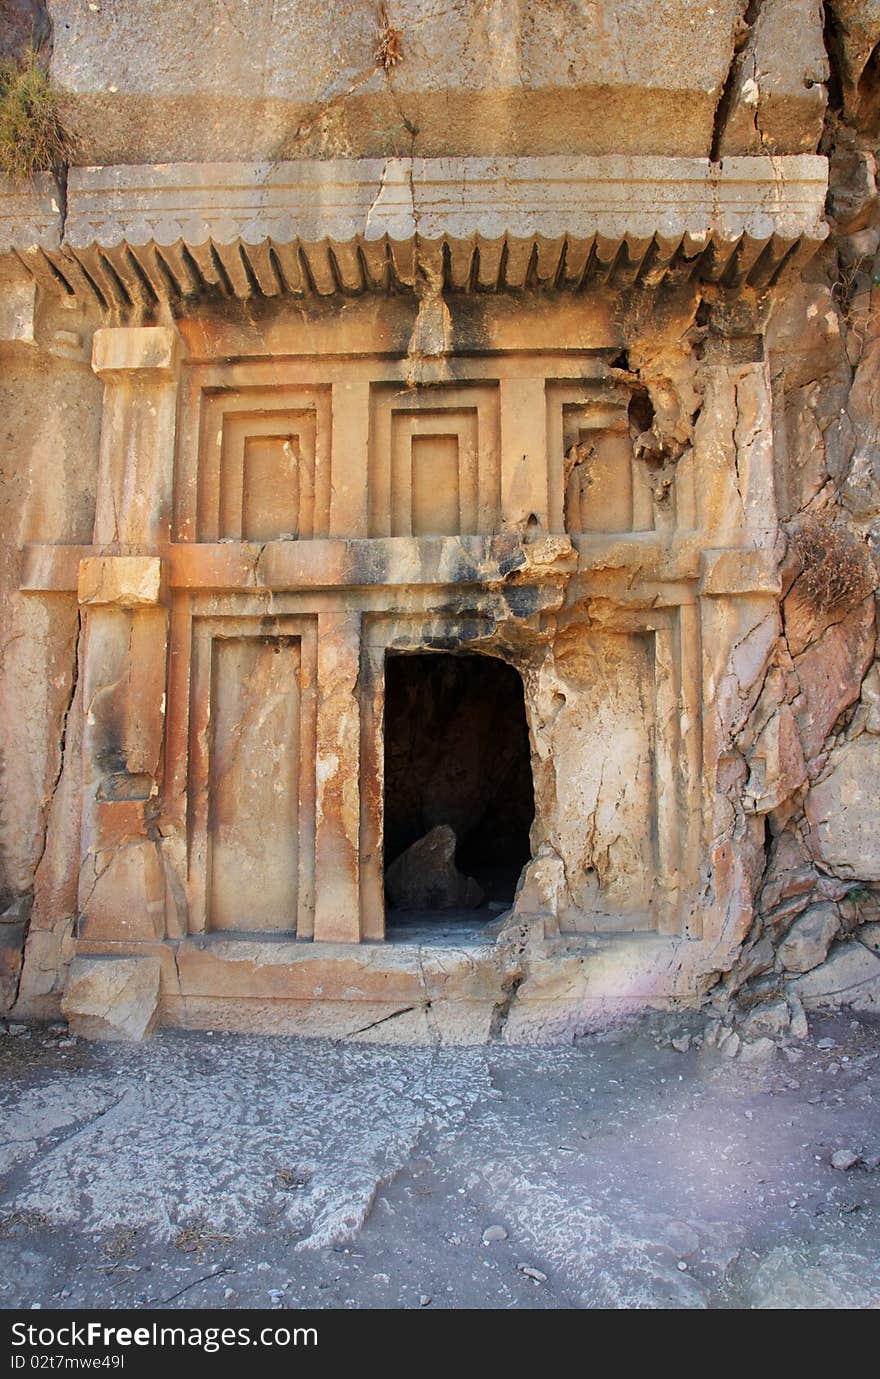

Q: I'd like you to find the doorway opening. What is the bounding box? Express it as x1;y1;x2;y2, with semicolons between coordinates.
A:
383;650;534;931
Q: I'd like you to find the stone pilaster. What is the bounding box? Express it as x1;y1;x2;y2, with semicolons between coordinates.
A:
313;611;362;942
499;378;550;531
76;327;183;942
91;326;180;548
695;360;782;952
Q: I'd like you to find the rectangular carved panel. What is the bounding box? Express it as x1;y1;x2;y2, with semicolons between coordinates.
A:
410;434;461;536
179;609;318;937
551;625;658;930
207;635;301;931
564;426;634;533
546;380;648;534
369;383;500;536
195;386;330;541
240;436;302;541
390;409;479;536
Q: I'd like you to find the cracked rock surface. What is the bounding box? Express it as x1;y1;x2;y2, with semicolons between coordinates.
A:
1;1014;878;1310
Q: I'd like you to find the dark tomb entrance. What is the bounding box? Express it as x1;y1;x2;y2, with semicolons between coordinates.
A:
383;651;535;932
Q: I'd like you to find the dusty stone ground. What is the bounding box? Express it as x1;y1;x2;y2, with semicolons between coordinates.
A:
0;1013;879;1311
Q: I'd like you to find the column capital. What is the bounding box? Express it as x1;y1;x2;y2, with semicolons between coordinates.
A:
92;325;181;380
78;555;164;606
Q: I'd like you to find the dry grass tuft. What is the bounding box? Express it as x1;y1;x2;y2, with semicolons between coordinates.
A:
0;47;73;182
376;8;403;70
789;516;876;612
173;1216;233;1255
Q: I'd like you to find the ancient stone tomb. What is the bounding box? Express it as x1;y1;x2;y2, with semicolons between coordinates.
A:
1;154;833;1039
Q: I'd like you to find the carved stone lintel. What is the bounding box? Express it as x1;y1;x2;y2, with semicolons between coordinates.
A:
92;325;180;378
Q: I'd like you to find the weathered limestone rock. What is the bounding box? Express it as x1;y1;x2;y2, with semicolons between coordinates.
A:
0;920;27;1010
511;853;567;921
716;0;829;156
828;134;878;229
792;940;880;1010
830;1147;860;1169
805;738;880;879
743;703;807;814
0;1;49;62
859;922;880;951
746;1243;878;1308
843;336;880;514
61;955;161;1041
77;556;163;608
49;0;748;163
759;831;819;919
386;826;484;911
738;997;792;1040
78;843;166;943
792;600;876;763
739;1035;777;1062
766;282;852;521
788;991;810;1038
827;0;880;124
777;903;840;972
0;260;38;346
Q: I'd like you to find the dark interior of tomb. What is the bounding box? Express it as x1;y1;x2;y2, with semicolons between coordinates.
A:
383;651;535;928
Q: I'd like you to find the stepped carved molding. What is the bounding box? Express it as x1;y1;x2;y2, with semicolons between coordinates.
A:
1;154;828;309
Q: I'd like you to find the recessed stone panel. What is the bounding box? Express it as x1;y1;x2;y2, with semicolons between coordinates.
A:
546;381;644;534
564;427;634;533
181;610;319;938
410;434;461;536
551;625;658;929
240;435;302;541
369;383;500;537
192;386;330;541
207;635;301;932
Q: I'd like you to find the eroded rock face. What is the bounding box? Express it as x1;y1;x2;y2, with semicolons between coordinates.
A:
385;826;485;911
0;1;50;63
828;0;880;126
777;903;840;972
805;738;880;878
793;941;880;1011
47;0;747;163
715;0;829;156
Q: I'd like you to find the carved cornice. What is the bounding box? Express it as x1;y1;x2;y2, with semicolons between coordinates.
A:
0;172;61;253
1;155;829;311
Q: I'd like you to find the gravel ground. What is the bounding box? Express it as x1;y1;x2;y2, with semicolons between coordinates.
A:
0;1010;878;1310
